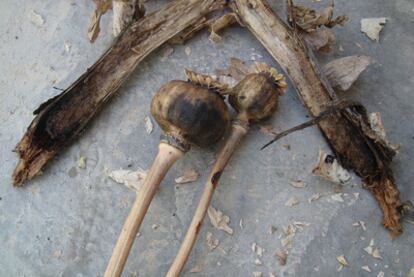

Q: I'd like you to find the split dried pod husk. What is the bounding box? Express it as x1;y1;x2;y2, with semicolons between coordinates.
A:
105;70;229;277
167;62;287;277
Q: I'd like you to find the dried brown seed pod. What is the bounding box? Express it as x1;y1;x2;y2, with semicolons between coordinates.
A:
229;62;287;123
106;72;229;277
151;79;229;149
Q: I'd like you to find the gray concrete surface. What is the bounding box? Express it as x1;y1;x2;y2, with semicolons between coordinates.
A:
0;0;413;276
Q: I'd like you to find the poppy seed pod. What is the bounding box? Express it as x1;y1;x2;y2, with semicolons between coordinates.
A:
229;63;287;123
151;75;230;149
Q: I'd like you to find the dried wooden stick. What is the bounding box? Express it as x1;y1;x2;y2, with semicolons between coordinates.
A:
232;0;402;236
12;0;225;186
166;63;286;277
105;76;229;277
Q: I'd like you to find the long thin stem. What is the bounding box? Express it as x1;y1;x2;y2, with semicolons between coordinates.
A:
166;124;248;277
105;143;183;277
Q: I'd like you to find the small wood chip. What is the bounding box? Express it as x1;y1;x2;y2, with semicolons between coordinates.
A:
362;265;372;272
175;169;199;184
189;265;203;273
275;248;288;265
206;232;219;251
207;206;233;235
144;116;153;134
78;156;87;169
285;196;300;207
290;180;306;188
361;18;387;42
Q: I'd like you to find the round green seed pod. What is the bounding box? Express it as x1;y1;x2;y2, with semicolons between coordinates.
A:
151;79;229;149
229;63;287;123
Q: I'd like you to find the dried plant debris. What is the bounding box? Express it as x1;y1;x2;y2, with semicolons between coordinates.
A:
78;156;87;169
259;125;279;137
312;150;351;184
352;220;367;231
336;255;349;271
361;265;372;272
175;169;200;184
29;10;45;27
290;180;306;188
144;116;153;134
113;0;145;36
331;193;344;203
254;258;263;265
268;225;277;234
323;56;372;91
308;193;321;203
209;13;239;43
253;272;262;277
368;112;400;151
275;248;288;266
189;265;203;273
216;57;250;84
285;196;300;207
108;168;147;192
377;271;385;277
288;2;348;32
207;206;233;235
364;239;383;260
88;0;112;42
281;224;297;248
251;242;265;257
302;29;335;53
205;232;219;251
361;18;387;42
161;46;174;61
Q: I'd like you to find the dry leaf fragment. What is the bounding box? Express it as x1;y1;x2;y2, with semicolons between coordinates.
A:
302;28;335;53
29;10;45;27
253;272;262;277
175;169;199;184
206;232;219;251
216;57;250;83
289;3;348;32
275;248;288;265
259;125;279;136
88;0;112;42
285;196;300;207
290;180;307;188
312;150;351;184
144;116;153;134
353;220;367;231
362;265;371;272
281;224;296;247
361;18;387;42
207;206;233;235
108;168;147;192
377;271;385;277
78;156;87;169
251;243;265;257
372;248;383;259
209;13;239;43
323;55;371;91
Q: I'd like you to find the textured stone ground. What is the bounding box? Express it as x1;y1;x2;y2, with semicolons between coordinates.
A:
0;0;413;276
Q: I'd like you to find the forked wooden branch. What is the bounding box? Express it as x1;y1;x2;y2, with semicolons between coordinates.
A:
12;0;225;186
232;0;402;236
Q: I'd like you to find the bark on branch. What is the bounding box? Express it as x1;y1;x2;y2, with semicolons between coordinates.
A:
232;0;402;236
12;0;225;186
